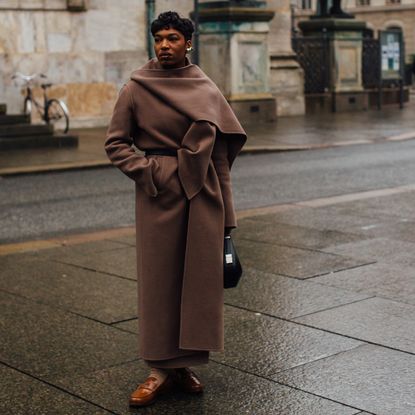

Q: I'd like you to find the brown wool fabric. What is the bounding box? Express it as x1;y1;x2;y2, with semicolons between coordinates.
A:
105;56;246;364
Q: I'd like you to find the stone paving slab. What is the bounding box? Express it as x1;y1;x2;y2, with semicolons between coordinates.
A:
53;246;137;280
54;359;362;415
358;220;415;243
224;267;371;319
108;234;136;247
112;318;139;334
0;290;137;382
312;262;415;306
318;191;415;221
254;206;397;236
234;217;367;250
0;257;137;324
215;305;364;379
108;305;364;380
324;237;415;267
3;177;415;413
294;296;415;354
273;344;415;415
34;239;129;257
236;238;370;279
0;364;111;415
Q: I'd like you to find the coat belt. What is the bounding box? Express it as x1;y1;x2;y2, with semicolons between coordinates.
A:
145;148;177;157
145;122;216;201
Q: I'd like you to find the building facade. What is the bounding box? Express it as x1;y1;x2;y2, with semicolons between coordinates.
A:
0;0;147;127
293;0;415;62
0;0;304;127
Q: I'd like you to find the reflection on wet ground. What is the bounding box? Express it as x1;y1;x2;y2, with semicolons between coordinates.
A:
2;186;415;414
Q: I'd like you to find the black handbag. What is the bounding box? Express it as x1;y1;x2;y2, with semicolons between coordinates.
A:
224;235;242;288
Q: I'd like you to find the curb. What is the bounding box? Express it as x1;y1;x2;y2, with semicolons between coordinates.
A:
3;182;415;255
1;131;415;177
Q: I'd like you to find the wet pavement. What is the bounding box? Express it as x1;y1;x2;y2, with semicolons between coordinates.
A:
2;183;415;414
1;100;415;175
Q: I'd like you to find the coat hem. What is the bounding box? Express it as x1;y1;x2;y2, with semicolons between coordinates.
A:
179;344;224;353
141;347;223;361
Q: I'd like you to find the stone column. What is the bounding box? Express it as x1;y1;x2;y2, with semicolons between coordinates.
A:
267;0;305;116
195;0;276;124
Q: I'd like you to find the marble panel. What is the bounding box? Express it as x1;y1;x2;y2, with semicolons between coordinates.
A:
0;0;19;8
47;33;72;53
46;11;71;33
33;12;47;52
19;0;44;8
46;52;105;83
44;0;67;8
17;12;35;53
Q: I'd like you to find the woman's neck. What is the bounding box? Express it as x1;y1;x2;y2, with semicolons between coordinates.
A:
154;56;189;70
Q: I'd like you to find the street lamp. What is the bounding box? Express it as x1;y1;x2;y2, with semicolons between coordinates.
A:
193;0;200;65
146;0;155;59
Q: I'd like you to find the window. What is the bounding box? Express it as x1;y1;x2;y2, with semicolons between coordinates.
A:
386;0;401;4
356;0;370;6
300;0;312;9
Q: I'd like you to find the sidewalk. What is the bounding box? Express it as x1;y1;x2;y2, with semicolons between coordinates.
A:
1;101;415;176
2;183;415;414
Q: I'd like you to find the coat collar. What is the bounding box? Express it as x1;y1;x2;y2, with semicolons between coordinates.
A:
134;56;196;77
130;56;247;172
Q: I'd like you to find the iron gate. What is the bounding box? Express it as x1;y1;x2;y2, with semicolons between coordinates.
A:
291;36;400;92
292;36;330;93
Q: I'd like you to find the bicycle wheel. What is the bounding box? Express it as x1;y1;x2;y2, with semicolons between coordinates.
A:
46;99;69;133
24;97;32;116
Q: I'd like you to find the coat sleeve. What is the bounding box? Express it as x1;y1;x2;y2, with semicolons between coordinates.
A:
104;82;160;197
212;131;237;229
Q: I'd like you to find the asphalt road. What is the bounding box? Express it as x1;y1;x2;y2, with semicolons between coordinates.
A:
2;139;415;244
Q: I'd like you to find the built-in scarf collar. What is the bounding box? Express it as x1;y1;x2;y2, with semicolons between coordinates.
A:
130;57;247;165
130;57;247;199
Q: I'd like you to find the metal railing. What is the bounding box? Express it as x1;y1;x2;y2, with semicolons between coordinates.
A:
292;36;412;95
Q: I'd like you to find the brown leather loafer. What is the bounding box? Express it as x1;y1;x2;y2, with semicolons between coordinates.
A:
174;367;204;393
129;373;175;407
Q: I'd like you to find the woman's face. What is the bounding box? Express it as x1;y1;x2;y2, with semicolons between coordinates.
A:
153;27;191;69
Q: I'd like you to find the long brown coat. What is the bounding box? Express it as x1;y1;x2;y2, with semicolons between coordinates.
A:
105;57;246;361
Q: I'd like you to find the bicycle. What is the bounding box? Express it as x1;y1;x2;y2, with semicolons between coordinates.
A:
11;72;70;133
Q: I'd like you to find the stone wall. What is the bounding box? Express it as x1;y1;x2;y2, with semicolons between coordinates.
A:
352;7;415;60
0;0;147;127
0;0;306;126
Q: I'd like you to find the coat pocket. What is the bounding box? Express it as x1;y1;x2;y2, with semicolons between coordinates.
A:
150;156;167;194
150;156;183;196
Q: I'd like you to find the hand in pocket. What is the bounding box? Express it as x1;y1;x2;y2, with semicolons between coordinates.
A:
151;157;166;194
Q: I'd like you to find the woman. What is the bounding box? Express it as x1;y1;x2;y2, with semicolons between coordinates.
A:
105;11;246;407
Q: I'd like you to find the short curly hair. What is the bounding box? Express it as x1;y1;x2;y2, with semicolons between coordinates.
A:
151;11;194;41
